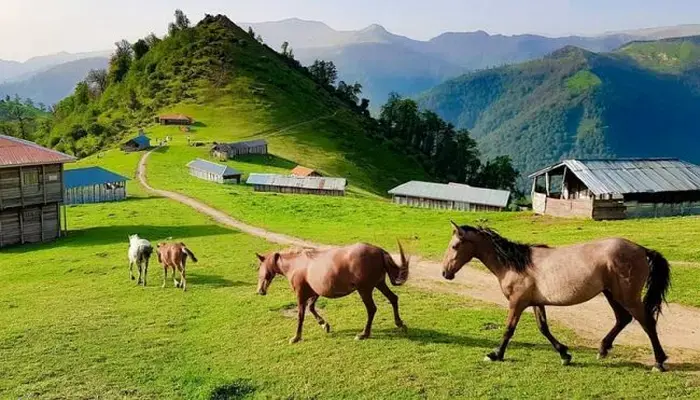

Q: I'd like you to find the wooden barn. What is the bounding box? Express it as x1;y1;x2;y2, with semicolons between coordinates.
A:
211;139;268;159
121;133;150;152
63;167;129;205
246;173;346;196
156;114;193;125
529;158;700;220
186;159;242;184
0;135;75;247
291;166;322;177
388;181;510;212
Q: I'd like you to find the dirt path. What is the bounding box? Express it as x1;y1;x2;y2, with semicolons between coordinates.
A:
138;151;700;360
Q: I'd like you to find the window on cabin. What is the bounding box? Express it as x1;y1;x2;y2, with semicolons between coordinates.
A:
23;169;39;186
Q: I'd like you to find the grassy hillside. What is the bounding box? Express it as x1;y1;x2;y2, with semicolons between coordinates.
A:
2;152;700;398
45;13;429;194
417;43;700;184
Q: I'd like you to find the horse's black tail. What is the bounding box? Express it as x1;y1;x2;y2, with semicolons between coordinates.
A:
644;248;671;320
142;245;154;260
383;241;409;286
181;243;198;263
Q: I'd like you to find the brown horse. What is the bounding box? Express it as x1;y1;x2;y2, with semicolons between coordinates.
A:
442;222;671;372
156;242;198;290
256;242;409;343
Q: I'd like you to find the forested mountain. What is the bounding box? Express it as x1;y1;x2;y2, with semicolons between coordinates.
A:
0;50;110;84
0;96;49;139
244;19;700;109
0;57;109;106
417;38;700;186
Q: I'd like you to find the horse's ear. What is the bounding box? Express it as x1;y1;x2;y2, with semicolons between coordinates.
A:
255;253;265;262
450;221;466;238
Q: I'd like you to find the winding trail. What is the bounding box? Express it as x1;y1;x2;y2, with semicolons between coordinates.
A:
138;150;700;361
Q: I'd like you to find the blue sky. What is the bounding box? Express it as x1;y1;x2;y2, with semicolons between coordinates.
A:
2;0;700;61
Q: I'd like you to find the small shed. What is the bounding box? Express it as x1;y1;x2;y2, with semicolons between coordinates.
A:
529;158;700;220
211;139;268;159
246;173;346;196
388;181;510;212
186;159;242;184
0;135;75;247
291;166;322;177
64;166;129;205
121;133;151;152
156;114;193;125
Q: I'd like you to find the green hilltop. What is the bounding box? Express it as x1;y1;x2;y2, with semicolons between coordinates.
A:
42;13;432;195
418;41;700;186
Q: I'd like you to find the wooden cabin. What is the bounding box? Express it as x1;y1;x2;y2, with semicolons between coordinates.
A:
388;181;510;212
246;173;346;196
529;158;700;220
156;114;193;125
186;159;242;184
291;166;322;177
63;167;129;205
121;133;150;152
211;140;268;160
0;135;75;247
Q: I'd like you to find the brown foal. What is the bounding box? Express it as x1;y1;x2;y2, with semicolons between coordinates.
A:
156;242;198;291
256;242;409;343
442;222;671;372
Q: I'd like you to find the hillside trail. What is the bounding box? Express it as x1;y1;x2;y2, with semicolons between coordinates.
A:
137;150;700;363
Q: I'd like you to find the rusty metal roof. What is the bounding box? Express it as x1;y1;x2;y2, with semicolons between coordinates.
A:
246;173;346;191
528;158;700;195
291;166;319;177
0;135;76;168
388;181;511;208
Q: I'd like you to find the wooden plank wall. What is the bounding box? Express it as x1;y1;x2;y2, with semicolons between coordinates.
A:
392;195;503;212
252;185;344;196
0;204;60;247
65;184;127;205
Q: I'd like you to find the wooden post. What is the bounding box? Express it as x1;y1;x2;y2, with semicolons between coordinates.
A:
560;167;568;199
545;172;550;197
42;165;47;204
19;209;24;244
40;206;44;242
19;166;24;207
62;204;67;237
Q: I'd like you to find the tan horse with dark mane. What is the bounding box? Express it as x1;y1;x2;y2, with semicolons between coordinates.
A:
157;242;198;290
256;242;409;343
442;222;671;372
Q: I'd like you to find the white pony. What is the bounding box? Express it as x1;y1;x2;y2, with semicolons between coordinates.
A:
128;234;154;286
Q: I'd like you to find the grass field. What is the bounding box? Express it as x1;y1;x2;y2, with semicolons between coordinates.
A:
141;141;700;307
2;193;700;399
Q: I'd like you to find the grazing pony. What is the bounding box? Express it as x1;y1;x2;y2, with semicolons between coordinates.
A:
256;242;409;343
156;242;198;291
127;234;153;286
442;222;671;372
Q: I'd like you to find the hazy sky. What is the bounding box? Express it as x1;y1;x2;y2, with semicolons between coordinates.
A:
2;0;700;61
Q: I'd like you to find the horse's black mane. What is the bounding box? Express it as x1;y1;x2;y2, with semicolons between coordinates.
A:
461;225;548;272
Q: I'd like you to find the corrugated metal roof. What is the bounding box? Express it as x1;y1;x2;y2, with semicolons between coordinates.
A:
131;135;150;147
388;181;511;208
528;158;700;195
291;166;318;177
64;166;130;189
246;173;347;191
0;135;76;168
214;139;268;152
186;159;241;177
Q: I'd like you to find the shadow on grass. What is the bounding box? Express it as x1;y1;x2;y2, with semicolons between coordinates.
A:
234;154;297;170
193;121;207;128
1;225;233;254
188;273;251;288
210;378;256;400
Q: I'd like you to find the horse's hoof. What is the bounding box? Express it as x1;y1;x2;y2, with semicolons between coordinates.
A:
131;276;135;281
288;336;301;344
561;354;572;366
652;363;667;373
483;352;501;362
597;352;607;360
397;323;408;333
323;323;331;333
355;334;369;341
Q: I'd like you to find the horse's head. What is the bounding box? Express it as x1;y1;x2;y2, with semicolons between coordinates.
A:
442;221;479;280
128;234;140;244
255;252;280;295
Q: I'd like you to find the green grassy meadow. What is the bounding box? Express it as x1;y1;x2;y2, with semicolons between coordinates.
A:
2;194;700;399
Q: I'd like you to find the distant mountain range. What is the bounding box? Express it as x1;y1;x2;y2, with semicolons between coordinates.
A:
4;20;700;108
0;57;109;106
243;19;700;108
417;36;700;186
